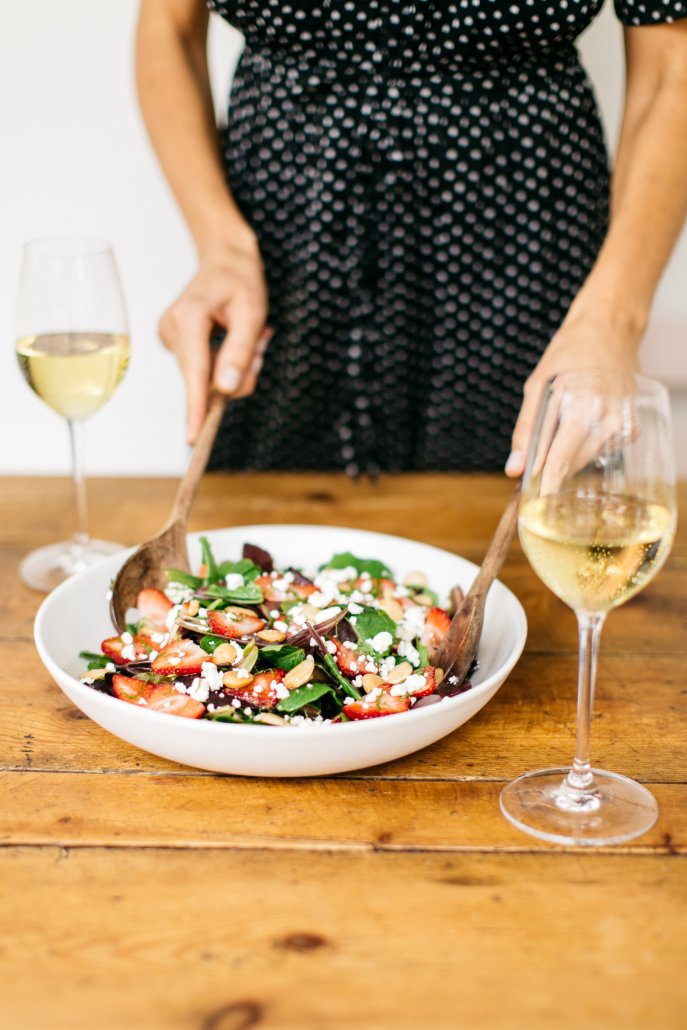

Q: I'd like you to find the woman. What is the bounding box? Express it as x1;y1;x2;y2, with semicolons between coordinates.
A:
136;0;687;476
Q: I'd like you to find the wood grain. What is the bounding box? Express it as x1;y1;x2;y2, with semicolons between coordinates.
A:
0;772;684;853
0;847;684;1030
1;474;686;1030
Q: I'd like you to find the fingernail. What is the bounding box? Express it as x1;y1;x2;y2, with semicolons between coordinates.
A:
217;365;242;392
257;329;273;356
505;449;523;475
251;354;264;376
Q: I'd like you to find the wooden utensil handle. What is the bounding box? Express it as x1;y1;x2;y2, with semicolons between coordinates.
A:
470;480;522;598
167;392;227;527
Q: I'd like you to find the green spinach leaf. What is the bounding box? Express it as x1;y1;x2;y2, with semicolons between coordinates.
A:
257;645;306;671
205;582;264;604
276;682;338;714
320;551;392;579
166;568;203;589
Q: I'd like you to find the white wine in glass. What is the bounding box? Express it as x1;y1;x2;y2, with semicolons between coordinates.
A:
16;237;130;591
500;373;676;846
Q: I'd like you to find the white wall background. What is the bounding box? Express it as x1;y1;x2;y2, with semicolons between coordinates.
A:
1;1;685;476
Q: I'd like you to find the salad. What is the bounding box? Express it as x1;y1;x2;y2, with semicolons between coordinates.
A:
80;539;473;726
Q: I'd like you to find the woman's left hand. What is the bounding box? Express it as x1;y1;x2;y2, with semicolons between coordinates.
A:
504;311;640;478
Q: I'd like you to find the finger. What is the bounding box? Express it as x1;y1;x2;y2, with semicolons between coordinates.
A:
213;295;266;395
540;391;605;495
256;327;273;356
506;376;547;477
233;352;265;400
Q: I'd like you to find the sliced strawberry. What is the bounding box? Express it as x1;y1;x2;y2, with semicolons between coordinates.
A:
142;683;205;719
255;574;288;602
421;606;451;649
328;637;367;678
136;588;173;631
112;674;149;703
151;637;209;675
344;691;411;720
353;575;375;594
385;666;437;698
222;669;285;710
254;575;315;603
292;582;317;600
410;666;437;697
101;634;153;665
207;607;266;639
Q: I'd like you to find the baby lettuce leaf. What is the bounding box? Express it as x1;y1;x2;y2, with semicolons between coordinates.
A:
237;642;259;672
166;568;203;589
350;605;397;652
276;682;338;714
256;644;305;671
199;536;221;585
198;634;228;654
79;650;112;671
218;557;261;582
318;655;361;699
205;582;264;605
320;551;392;579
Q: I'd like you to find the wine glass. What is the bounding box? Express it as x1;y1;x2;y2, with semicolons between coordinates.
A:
500;373;676;845
15;236;130;591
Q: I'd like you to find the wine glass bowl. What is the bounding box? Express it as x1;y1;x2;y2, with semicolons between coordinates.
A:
500;373;676;846
15;236;130;591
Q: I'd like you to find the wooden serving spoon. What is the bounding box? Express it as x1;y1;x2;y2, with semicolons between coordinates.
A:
432;480;522;694
110;392;227;633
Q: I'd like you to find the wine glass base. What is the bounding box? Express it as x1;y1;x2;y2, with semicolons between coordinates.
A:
499;767;658;846
20;539;124;593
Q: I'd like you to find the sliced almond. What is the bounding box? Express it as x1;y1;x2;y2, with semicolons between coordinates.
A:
226;605;260;619
212;642;237;666
283;655;315;691
379;597;403;622
223;669;254;689
413;592;434;608
361;673;384;692
81;668;108;682
404;570;428;588
257;629;286;643
184;598;200;617
385;661;413;685
253;712;288;727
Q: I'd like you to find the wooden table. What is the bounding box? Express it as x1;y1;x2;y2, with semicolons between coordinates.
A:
1;474;685;1030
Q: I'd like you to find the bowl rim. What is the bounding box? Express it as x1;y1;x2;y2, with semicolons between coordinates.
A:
34;523;528;738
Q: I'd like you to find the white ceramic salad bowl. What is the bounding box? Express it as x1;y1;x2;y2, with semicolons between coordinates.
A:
34;524;527;777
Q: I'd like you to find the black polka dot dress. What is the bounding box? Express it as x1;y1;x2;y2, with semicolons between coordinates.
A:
206;0;685;475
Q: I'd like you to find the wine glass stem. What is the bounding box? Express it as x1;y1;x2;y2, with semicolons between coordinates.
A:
567;611;606;790
67;418;90;548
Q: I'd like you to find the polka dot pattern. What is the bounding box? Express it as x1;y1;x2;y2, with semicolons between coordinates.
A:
206;0;684;475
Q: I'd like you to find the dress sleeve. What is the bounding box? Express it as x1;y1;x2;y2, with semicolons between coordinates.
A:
614;0;687;25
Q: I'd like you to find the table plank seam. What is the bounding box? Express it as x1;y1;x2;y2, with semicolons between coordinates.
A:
0;840;683;856
1;767;684;785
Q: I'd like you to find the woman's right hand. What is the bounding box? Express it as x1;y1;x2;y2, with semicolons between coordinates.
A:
158;236;271;443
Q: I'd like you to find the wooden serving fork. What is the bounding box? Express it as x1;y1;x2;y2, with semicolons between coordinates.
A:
432;480;522;694
109;393;226;633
